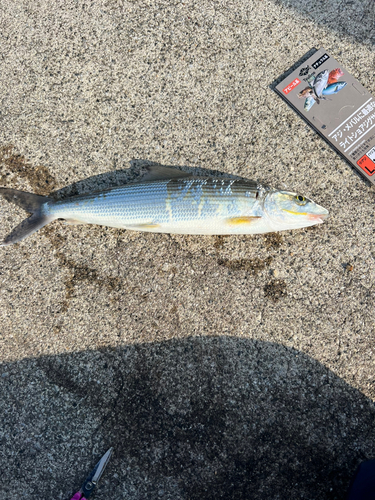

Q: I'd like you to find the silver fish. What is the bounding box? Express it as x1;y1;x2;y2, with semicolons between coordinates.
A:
0;166;329;245
304;95;316;112
313;69;329;98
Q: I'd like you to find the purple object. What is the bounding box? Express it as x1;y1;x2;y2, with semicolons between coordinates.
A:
71;493;85;500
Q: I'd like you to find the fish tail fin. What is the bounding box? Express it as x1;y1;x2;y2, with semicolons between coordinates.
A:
0;188;55;246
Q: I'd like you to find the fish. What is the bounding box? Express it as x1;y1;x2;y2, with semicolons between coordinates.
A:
0;166;329;245
298;87;319;111
313;69;329;98
304;95;316;112
305;73;316;87
322;81;347;95
327;68;344;85
298;87;314;99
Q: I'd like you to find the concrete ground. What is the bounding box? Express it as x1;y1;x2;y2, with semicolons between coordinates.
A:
0;1;374;499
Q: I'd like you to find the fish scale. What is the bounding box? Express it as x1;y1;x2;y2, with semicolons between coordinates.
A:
45;178;259;229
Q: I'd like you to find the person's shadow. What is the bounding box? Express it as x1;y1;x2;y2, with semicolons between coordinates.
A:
275;0;374;46
0;336;374;499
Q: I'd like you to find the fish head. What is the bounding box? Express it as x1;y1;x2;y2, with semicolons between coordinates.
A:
298;87;313;98
313;69;329;97
263;189;329;231
336;81;347;90
323;81;347;95
333;68;344;78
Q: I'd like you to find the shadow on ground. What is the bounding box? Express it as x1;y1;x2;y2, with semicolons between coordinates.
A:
1;337;374;500
277;0;375;46
47;159;247;201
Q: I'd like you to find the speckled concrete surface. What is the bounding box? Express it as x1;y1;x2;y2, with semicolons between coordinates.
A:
0;1;374;499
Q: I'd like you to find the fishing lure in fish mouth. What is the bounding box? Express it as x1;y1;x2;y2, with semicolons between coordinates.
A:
0;166;329;246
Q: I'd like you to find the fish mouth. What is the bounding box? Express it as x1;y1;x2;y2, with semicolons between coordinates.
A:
308;212;329;223
282;208;329;221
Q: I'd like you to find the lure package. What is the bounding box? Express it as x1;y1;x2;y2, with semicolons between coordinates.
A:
275;48;375;184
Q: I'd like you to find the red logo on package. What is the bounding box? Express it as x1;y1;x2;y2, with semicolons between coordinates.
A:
357;155;375;176
282;78;301;95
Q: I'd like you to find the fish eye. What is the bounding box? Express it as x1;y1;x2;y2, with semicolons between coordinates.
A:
295;195;307;205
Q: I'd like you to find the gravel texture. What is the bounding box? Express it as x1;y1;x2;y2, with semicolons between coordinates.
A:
0;1;374;499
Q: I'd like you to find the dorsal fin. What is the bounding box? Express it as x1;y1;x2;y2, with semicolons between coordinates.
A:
140;165;192;182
